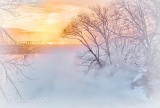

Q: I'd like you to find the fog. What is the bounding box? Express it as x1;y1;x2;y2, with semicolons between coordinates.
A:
0;46;160;108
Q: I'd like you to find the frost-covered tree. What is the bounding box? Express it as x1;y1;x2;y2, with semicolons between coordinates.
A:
63;0;160;98
116;0;160;98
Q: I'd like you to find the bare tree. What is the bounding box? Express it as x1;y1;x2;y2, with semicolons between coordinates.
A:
0;0;33;99
63;5;122;72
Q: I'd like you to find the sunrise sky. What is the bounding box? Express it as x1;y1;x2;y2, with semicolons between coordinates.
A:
3;0;108;43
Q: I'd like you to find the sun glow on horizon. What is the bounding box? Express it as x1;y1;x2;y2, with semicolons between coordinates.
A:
5;2;81;44
5;0;108;44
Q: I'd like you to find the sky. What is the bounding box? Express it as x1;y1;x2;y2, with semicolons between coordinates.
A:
3;0;109;43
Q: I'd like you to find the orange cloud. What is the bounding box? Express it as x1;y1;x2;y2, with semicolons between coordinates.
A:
6;0;108;43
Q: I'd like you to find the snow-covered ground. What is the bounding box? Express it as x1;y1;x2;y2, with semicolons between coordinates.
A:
0;45;160;108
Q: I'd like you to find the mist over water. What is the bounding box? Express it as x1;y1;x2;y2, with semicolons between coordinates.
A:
0;45;159;108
